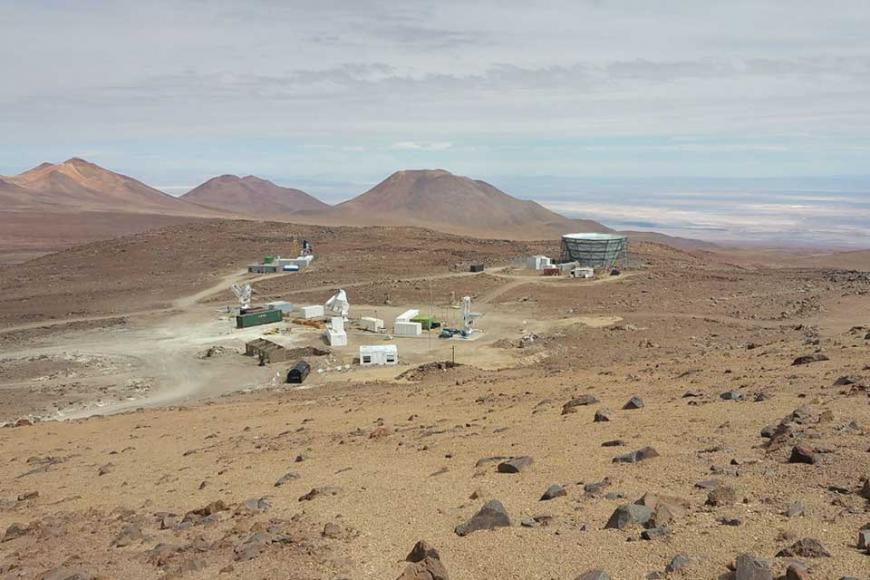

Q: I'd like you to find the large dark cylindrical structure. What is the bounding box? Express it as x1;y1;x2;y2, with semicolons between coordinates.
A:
560;233;627;268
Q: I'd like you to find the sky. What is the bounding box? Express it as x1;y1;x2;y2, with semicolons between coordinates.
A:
1;1;869;247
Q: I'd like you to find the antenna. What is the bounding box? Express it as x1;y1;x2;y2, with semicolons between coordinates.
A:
231;283;252;310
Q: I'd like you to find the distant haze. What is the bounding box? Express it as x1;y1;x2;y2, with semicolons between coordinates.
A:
1;1;869;248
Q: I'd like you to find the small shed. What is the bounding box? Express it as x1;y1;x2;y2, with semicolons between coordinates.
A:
245;338;290;363
286;360;311;384
542;266;561;277
571;266;595;279
359;344;398;366
469;264;485;273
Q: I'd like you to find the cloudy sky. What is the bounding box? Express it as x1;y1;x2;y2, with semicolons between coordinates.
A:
2;1;869;246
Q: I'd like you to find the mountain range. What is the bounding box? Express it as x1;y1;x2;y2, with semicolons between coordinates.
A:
4;158;707;262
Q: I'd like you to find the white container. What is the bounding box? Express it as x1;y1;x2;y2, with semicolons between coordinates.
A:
267;301;294;314
395;309;420;322
527;255;552;270
325;329;347;346
299;305;324;319
360;317;384;332
571;267;595;279
360;344;398;366
393;321;422;337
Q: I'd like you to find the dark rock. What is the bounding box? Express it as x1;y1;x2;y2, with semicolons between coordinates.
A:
785;501;805;518
186;500;227;517
665;554;690;573
706;485;738;507
406;540;441;563
575;570;609;580
497;456;533;473
233;531;273;561
36;567;94;580
98;463;114;476
788;445;817;464
720;390;743;401
455;500;511;536
760;424;777;438
562;395;599;414
623;396;644;410
719;517;742;526
396;556;449;580
604;504;652;529
695;478;721;490
322;522;341;539
859;478;870;500
641;526;670;540
776;538;831;558
594;409;613;422
540;484;566;501
111;524;143;548
734;553;772;580
146;542;183;567
785;562;810;580
601;439;624;447
158;513;179;530
298;486;340;501
17;490;39;501
648;504;675;528
792;353;829;366
613;446;659;463
682;390;704;398
2;522;28;542
584;479;610;495
833;375;856;386
274;471;300;487
857;528;870;550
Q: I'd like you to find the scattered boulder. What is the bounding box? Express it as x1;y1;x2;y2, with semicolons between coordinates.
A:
36;567;94;580
604;504;652;530
321;522;342;539
406;540;441;563
111;524;143;548
601;439;624;447
706;485;738;507
540;484;566;501
665;554;690;573
734;554;773;580
185;500;227;520
2;522;28;542
575;570;609;580
775;538;831;558
497;456;533;473
641;526;670;540
788;445;818;465
857;528;870;551
785;501;805;518
298;486;340;502
584;479;610;495
594;409;613;422
274;471;300;487
623;396;644;410
396;556;449;580
792;353;829;366
613;446;659;464
859;478;870;500
785;562;810;580
562;395;600;414
720;390;743;401
455;500;511;536
97;463;114;476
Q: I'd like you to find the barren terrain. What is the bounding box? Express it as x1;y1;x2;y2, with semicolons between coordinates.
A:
0;220;868;579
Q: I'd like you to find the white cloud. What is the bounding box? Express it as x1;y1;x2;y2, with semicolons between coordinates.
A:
390;141;454;151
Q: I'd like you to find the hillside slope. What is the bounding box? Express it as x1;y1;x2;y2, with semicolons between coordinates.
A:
182;175;329;215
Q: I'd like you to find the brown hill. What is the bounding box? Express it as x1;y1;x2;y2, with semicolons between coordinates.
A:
307;169;608;239
4;157;214;215
182;174;329;216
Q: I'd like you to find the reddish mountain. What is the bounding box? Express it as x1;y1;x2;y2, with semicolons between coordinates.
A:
182;174;329;215
3;158;213;215
312;169;608;239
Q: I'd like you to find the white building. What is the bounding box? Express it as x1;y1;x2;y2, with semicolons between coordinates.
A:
266;301;294;314
395;309;420;322
393;320;422;337
359;344;398;366
571;267;595;279
325;316;347;346
360;317;384;332
527;255;552;270
299;305;324;319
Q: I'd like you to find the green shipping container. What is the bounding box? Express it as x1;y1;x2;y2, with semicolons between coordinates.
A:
236;308;283;328
411;315;436;330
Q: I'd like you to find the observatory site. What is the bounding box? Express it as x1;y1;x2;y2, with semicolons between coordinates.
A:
0;2;869;580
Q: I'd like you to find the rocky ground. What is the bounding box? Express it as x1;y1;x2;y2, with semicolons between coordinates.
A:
0;221;868;579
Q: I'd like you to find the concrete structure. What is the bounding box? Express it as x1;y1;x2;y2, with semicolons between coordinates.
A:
560;233;628;269
325;316;348;347
245;338;290;363
359;344;398;366
571;266;595;279
266;301;294;315
360;317;384;332
394;320;422;337
248;263;278;274
527;255;552;270
299;305;325;319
